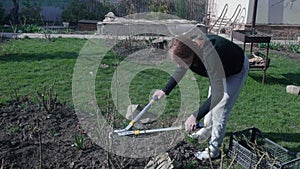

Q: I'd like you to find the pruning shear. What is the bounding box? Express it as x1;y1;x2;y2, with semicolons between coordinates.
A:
110;96;204;138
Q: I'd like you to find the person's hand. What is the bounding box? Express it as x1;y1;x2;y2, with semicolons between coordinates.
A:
152;90;165;101
185;115;197;132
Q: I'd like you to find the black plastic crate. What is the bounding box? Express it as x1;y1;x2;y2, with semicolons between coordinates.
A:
228;127;300;169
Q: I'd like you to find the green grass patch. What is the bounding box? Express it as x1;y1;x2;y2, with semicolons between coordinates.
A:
227;53;300;152
0;38;86;103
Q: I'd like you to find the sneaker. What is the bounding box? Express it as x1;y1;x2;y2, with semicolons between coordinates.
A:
189;127;211;143
194;145;220;160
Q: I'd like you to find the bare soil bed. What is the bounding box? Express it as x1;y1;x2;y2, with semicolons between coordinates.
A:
0;97;221;169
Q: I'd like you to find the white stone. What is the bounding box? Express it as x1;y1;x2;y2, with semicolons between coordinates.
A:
144;153;174;169
126;104;158;124
286;85;300;95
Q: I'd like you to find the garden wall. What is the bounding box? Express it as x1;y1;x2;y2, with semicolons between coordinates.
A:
245;24;300;40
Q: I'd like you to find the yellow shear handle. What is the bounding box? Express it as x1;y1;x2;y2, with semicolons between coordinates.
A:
134;130;140;136
129;120;135;126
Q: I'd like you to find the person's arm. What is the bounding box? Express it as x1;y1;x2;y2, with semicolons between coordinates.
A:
193;96;211;121
153;66;187;101
185;95;212;131
162;66;187;95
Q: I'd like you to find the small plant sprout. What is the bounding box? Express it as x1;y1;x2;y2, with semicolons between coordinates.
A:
74;134;85;150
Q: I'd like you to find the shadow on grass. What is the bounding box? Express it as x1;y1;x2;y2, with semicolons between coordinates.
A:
226;132;300;152
263;132;300;152
249;72;300;86
0;51;79;62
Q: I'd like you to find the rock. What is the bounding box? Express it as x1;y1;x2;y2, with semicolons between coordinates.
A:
126;104;158;124
144;153;174;169
126;104;140;119
99;64;109;69
286;85;300;95
133;122;148;130
69;162;75;168
103;12;117;22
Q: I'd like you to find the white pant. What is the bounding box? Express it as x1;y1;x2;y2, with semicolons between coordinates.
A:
204;55;249;148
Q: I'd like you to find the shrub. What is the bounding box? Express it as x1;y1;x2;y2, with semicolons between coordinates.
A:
61;1;89;23
174;0;187;18
0;3;6;25
150;0;170;13
287;43;300;53
20;0;43;25
20;24;42;33
61;0;113;23
269;42;281;51
88;2;112;21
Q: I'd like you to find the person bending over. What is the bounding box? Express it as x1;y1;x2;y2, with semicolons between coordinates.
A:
153;34;249;160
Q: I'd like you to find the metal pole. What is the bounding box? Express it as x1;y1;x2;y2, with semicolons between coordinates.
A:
116;125;185;136
115;123;205;137
251;0;258;34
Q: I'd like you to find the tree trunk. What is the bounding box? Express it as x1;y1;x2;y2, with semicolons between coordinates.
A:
12;0;19;24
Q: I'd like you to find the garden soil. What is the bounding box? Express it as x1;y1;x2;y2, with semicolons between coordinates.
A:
0;97;221;169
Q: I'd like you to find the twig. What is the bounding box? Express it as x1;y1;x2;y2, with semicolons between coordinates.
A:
254;152;267;169
1;158;4;169
9;20;18;39
228;153;236;169
104;91;117;169
43;23;51;41
208;146;213;169
36;80;57;113
38;121;42;169
270;156;277;169
219;145;226;169
241;134;265;156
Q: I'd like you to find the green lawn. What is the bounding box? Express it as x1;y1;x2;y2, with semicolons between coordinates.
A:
227;53;300;150
0;38;86;103
0;38;299;167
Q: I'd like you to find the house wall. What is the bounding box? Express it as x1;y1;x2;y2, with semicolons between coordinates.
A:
280;0;300;25
251;0;300;25
208;0;250;24
210;0;300;25
247;0;300;39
